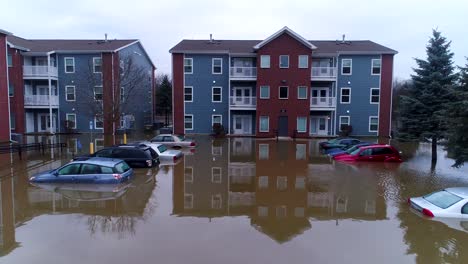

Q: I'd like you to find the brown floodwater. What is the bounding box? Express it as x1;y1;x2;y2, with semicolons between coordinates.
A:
1;135;468;264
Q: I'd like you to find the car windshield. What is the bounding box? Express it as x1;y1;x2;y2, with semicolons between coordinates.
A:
423;190;463;209
114;162;130;173
157;145;168;153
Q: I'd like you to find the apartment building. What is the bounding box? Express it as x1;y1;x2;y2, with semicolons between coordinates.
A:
0;29;155;141
170;27;397;138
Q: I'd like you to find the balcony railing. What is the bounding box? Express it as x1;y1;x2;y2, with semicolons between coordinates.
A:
23;66;58;78
24;95;59;107
311;67;337;79
230;96;256;108
230;67;257;78
310;97;336;108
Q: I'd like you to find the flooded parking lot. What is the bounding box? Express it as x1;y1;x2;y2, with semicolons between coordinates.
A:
1;135;468;264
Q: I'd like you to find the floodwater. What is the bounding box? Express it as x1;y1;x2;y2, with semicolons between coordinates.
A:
1;134;468;264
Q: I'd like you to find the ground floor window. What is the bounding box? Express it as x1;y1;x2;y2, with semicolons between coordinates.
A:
297;117;307;132
94;116;103;129
66;113;77;129
339;116;350;131
212;115;222;126
369;116;379;132
184;115;193;130
259;116;269;132
212;167;222;183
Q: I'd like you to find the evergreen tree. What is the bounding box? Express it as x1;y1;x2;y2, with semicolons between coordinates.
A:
446;59;468;167
398;29;457;165
155;74;172;126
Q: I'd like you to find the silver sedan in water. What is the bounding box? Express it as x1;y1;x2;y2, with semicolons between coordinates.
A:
150;134;196;148
130;141;184;164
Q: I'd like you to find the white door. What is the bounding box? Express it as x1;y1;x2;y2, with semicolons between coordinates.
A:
38;113;56;133
26;112;34;133
311;88;329;107
310;116;328;135
233;87;252;106
233;115;252;134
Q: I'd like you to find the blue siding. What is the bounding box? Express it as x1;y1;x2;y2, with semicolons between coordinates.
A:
185;54;230;134
336;55;380;136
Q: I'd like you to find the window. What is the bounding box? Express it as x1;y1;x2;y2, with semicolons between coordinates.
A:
279;55;289;68
212;115;222;126
258;176;269;188
64;57;75;73
260;86;270;99
423;190;463;209
81;164;101;174
212;87;222;102
184;115;193;130
66;113;77;129
297;117;307;133
184;167;193;183
184;87;193;102
184;58;193;74
295;177;305;189
58;164;82;175
93;57;102;73
369;116;378;132
94;86;103;101
339;116;350;131
279;86;288;99
212;167;222;183
184;193;193;209
260;55;270;68
371;59;381;75
212;58;222;74
7;54;12;67
10;112;15;130
370;88;380;104
259;144;269;160
297;86;307;99
340;88;351;104
341;59;352;75
277;176;287;191
296;144;306;160
65;85;75;101
94;116;103;129
259;116;269;132
258;206;268;216
212;194;222;209
120;87;125;102
298;55;308;68
8;83;14;97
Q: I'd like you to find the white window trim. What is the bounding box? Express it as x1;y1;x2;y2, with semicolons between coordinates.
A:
66;113;77;129
371;59;381;75
212;86;222;103
64;57;75;73
369;116;379;132
212;114;222;127
340;87;351;104
184;114;194;130
94;116;103;130
184;58;193;74
212;58;223;74
260;86;270;99
370;88;380;104
297;117;307;133
184;86;193;102
297;86;308;99
259;116;269;132
339;115;350;131
260;55;270;68
93;57;102;73
65;85;75;102
120;87;125;103
341;59;352;75
298;55;308;69
211;167;222;183
279;55;289;68
279;86;289;99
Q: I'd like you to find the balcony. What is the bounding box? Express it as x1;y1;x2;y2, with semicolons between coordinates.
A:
23;66;58;79
311;67;337;80
24;95;59;108
230;96;256;109
310;97;336;110
230;67;257;80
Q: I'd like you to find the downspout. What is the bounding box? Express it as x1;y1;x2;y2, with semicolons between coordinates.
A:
111;52;115;138
333;53;339;136
47;51;53;134
5;40;11;141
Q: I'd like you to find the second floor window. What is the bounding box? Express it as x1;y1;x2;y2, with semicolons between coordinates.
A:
212;58;222;74
212;87;222;102
340;88;351;104
184;115;193;130
8;83;14;97
120;87;125;102
298;55;308;68
370;88;380;104
260;86;270;99
280;55;289;68
297;86;308;99
93;57;102;73
259;116;269;132
260;55;270;68
94;86;103;101
64;57;75;73
372;59;381;75
184;87;193;102
184;58;193;73
7;54;12;67
279;86;288;99
341;59;352;75
65;85;75;101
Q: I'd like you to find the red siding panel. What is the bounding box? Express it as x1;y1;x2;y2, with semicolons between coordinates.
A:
379;54;393;138
8;47;25;134
0;34;10;142
172;53;184;135
102;52;120;135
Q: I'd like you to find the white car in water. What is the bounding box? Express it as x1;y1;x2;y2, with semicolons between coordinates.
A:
150;134;196;148
129;141;183;164
408;187;468;218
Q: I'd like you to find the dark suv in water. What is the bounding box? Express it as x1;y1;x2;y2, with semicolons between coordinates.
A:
74;145;160;168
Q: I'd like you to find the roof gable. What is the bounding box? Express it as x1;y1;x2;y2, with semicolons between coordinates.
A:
253;26;316;50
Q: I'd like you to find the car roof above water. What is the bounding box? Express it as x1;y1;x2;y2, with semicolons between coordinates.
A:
446;187;468;199
72;157;123;167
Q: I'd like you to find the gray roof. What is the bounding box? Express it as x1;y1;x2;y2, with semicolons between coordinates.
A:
170;39;397;55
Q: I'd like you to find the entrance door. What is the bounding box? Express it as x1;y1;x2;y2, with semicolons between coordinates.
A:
310;116;328;135
233;87;252;106
311;88;329;107
233;115;252;134
38;113;56;133
278;116;288;137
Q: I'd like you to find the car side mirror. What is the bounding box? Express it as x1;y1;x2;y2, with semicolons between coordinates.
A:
53;171;59;176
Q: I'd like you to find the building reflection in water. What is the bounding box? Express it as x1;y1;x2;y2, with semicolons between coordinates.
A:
173;137;387;243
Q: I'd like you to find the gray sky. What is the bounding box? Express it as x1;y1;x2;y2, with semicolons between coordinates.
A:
1;0;467;79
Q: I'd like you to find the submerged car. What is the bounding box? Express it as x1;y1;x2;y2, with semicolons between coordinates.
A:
29;158;133;184
74;145;159;168
127;141;183;163
319;138;362;150
150;134;196;148
408;188;468;218
333;144;402;162
327;142;374;157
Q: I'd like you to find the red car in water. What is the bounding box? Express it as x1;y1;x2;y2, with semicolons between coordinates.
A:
333;144;402;163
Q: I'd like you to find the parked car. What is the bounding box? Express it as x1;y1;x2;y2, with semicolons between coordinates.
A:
333;144;403;162
327;142;375;157
150;134;196;148
29;158;133;184
319;138;362;150
74;145;159;168
408;188;468;218
127;141;184;163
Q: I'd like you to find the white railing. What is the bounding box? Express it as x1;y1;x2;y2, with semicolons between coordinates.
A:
311;67;337;79
24;95;59;106
230;67;257;78
310;97;336;108
23;66;58;78
230;96;256;108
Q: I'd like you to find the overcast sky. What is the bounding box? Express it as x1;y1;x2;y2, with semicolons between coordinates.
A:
1;0;467;79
